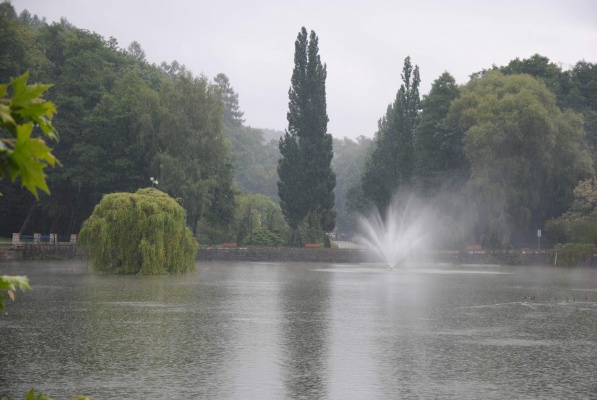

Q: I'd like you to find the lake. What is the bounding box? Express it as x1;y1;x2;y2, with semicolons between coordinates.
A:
1;260;596;399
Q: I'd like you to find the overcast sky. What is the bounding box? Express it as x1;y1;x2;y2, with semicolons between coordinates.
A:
12;0;597;140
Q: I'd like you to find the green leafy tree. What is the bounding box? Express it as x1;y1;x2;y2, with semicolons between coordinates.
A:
278;27;336;242
568;61;597;170
493;55;597;172
148;65;235;238
24;20;135;235
213;73;244;128
231;193;288;246
414;71;465;194
18;9;47;31
545;178;597;244
126;40;146;63
0;3;49;83
361;56;421;211
499;54;571;107
229;126;280;199
213;74;279;199
448;71;594;247
79;188;198;274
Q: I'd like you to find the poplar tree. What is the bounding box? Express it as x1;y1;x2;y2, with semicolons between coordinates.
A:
414;71;464;193
361;56;421;211
278;27;336;240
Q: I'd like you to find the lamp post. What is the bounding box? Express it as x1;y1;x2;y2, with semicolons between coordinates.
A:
150;177;158;188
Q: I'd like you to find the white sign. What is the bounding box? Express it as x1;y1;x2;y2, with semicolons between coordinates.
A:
537;229;542;238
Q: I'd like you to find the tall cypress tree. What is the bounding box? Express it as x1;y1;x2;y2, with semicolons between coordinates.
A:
278;27;336;238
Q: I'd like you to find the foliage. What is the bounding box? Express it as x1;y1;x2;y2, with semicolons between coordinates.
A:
1;388;89;400
0;13;237;239
229;126;279;200
278;27;336;239
0;72;58;198
229;193;288;246
2;3;596;254
548;243;594;267
491;55;597;173
295;210;325;245
414;71;465;194
250;229;284;247
497;54;571;108
0;69;53;318
2;18;150;235
212;73;280;200
501;251;528;266
147;64;236;238
79;188;198;274
361;56;421;211
213;73;244;128
448;71;594;247
545;178;597;244
0;274;30;313
332;135;373;235
323;233;331;248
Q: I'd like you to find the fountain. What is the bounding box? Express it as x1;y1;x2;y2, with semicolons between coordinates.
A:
355;196;436;269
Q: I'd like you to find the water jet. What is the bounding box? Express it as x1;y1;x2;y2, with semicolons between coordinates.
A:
356;196;435;269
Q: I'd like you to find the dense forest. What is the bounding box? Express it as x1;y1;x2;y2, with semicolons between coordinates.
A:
1;2;596;249
0;2;286;244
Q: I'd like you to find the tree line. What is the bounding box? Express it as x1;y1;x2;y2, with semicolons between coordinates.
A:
2;1;597;249
0;2;287;245
349;55;597;248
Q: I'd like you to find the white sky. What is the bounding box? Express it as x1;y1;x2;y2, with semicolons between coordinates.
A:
11;0;597;140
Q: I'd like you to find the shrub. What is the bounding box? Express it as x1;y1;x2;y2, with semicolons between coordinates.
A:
246;229;284;247
549;243;594;267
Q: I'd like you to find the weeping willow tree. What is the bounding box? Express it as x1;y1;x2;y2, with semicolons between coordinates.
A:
79;188;198;274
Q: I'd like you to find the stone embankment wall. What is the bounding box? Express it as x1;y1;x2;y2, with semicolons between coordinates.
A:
1;243;588;267
196;247;555;265
198;247;365;263
0;247;23;261
0;233;82;261
0;244;82;261
22;243;82;259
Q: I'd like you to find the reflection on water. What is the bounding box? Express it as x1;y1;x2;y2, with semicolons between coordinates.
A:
0;261;596;399
279;265;331;399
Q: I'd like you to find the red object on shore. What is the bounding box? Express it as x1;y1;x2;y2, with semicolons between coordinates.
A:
466;244;483;252
304;243;319;248
223;242;237;247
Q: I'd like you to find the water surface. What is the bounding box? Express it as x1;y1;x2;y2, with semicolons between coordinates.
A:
1;261;596;399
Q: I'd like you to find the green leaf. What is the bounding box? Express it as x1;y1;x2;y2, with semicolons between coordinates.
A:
9;71;30;100
0;103;16;130
10;123;57;197
25;388;36;400
0;275;31;291
23;388;54;400
12;83;54;105
0;275;30;312
0;83;8;98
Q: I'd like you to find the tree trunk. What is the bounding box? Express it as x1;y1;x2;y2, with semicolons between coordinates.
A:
19;202;37;234
50;207;66;233
192;215;199;237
